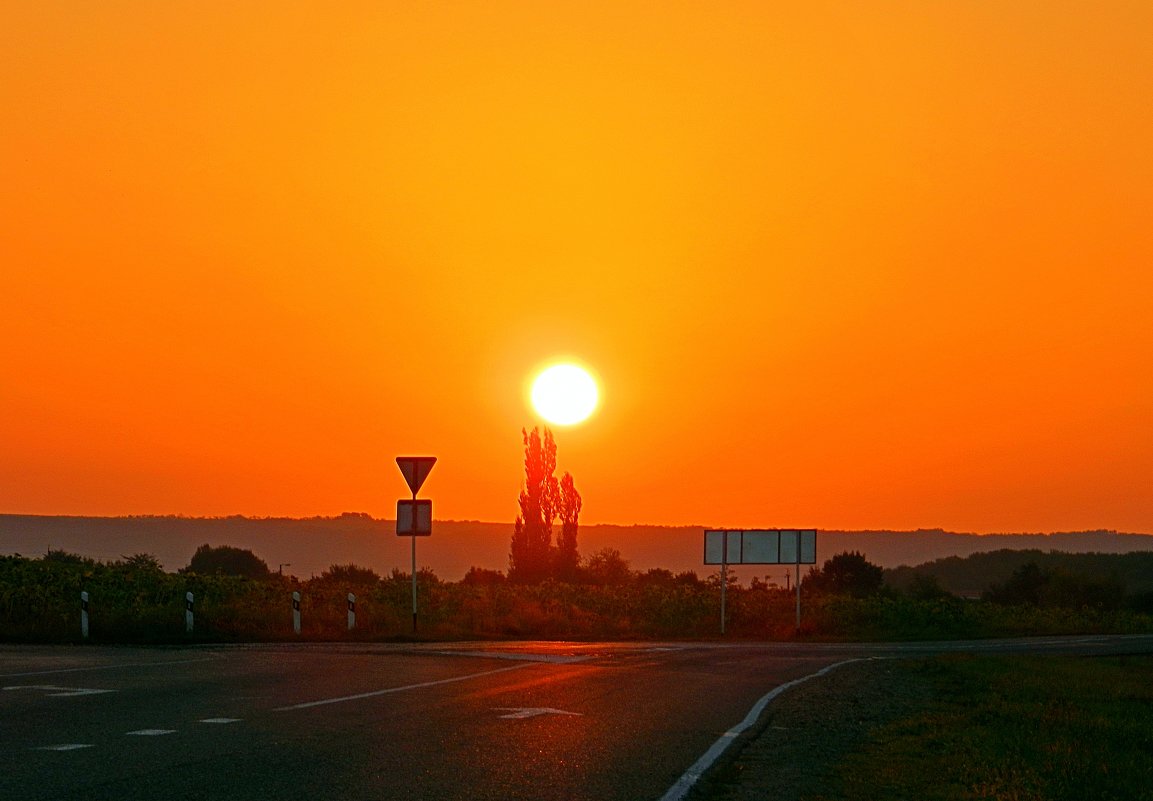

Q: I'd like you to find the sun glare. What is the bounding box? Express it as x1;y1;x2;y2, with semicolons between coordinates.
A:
530;364;599;426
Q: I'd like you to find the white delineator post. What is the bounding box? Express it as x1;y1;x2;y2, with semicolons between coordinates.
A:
292;591;302;635
347;593;356;631
185;592;194;634
80;591;90;640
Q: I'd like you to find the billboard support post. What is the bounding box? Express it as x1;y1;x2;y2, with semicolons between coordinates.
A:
704;530;817;636
720;537;728;635
795;560;801;633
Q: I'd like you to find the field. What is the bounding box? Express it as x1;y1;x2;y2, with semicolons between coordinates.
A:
694;654;1153;801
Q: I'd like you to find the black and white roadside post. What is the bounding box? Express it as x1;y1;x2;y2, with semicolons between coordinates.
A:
396;456;436;634
347;593;356;631
80;591;90;640
292;591;302;635
185;591;194;634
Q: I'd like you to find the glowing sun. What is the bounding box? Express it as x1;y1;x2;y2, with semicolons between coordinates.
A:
530;363;599;426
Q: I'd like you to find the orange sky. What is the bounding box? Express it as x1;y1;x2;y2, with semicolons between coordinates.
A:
3;2;1151;533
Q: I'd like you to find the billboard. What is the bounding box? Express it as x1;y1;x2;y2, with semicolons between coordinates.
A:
704;529;816;565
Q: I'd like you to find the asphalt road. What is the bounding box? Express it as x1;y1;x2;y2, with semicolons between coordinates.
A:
3;636;1152;801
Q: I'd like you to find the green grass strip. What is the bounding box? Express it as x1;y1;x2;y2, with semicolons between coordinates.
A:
823;654;1153;801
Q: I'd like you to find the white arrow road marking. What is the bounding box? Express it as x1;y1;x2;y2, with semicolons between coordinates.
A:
199;718;241;724
493;707;583;719
34;744;94;751
126;729;177;736
3;685;115;697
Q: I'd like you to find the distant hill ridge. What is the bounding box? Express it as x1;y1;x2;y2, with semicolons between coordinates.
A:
2;514;1151;581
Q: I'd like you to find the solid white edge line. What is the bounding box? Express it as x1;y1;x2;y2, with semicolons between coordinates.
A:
659;658;876;801
273;662;534;711
34;744;94;751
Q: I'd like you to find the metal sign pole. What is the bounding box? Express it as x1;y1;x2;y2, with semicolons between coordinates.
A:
411;487;418;633
395;456;436;637
720;534;728;635
795;560;801;633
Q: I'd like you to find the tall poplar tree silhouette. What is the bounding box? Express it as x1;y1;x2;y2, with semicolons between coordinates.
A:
555;472;582;582
509;427;581;583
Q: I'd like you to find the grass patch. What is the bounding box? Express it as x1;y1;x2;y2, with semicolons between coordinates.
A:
820;655;1153;801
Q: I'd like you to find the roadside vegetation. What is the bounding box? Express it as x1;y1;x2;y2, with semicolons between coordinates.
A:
3;545;1152;643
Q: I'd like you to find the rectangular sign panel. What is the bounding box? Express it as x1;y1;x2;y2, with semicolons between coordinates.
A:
703;529;817;565
742;530;780;563
779;530;799;564
704;530;724;565
800;529;816;564
397;499;432;536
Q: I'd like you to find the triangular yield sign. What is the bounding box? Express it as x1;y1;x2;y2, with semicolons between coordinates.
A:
396;456;437;495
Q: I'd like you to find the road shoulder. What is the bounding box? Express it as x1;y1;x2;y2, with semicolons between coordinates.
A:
687;658;932;801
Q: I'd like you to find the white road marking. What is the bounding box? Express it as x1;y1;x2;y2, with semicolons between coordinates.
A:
274;663;533;711
199;718;241;724
433;650;594;664
34;744;94;751
3;685;115;697
494;707;582;719
0;657;217;679
659;658;876;801
126;729;177;736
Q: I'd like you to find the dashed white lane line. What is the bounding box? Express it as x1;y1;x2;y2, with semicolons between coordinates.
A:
274;662;533;711
33;720;241;750
434;650;594;664
3;685;115;697
494;707;582;719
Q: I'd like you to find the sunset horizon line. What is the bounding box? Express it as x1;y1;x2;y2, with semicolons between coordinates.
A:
2;510;1148;538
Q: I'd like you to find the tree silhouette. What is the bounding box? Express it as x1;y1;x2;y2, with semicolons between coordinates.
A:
317;563;380;586
509;427;558;583
555;472;582;582
184;543;270;579
584;548;631;585
508;427;581;583
803;551;883;598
